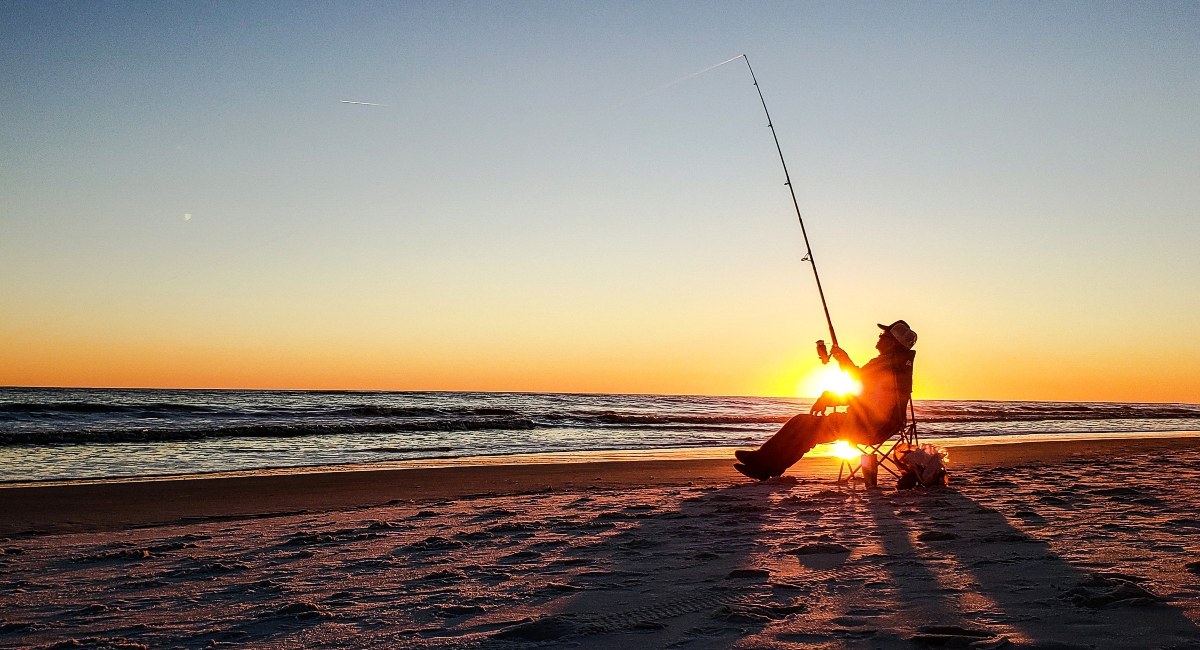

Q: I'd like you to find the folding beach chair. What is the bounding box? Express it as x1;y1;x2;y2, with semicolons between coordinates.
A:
836;350;918;485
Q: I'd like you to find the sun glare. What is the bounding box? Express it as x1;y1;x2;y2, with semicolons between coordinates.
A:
798;365;863;399
829;440;862;461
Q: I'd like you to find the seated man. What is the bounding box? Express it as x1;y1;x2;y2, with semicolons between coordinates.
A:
734;320;917;481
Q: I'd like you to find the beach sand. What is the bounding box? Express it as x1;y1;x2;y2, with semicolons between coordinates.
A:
2;437;1200;648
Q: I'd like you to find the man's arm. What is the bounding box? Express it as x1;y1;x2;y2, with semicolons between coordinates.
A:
810;390;849;414
829;346;859;373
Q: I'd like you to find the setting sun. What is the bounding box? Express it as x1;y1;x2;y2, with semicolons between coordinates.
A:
828;440;863;461
797;364;863;399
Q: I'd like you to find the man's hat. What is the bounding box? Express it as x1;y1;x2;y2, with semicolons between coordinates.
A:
878;320;917;349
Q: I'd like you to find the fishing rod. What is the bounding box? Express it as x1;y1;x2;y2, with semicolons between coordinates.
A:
739;54;839;351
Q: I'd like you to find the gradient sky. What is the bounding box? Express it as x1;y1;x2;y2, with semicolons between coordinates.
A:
2;1;1198;401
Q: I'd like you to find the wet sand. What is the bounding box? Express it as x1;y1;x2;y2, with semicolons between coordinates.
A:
2;437;1199;648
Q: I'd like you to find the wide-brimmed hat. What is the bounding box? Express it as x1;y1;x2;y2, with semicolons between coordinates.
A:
878;320;917;349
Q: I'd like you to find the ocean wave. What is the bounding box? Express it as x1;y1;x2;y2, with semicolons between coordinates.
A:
913;402;1200;423
364;446;457;454
543;412;789;426
0;417;538;446
4;396;1198;426
2;389;1198;450
331;406;523;418
541;405;1200;427
3;388;1200;482
0;401;524;422
0;401;222;416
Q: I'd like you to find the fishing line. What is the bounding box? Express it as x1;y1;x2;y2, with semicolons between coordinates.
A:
656;54;746;93
739;54;839;348
592;55;746;116
589;54;840;347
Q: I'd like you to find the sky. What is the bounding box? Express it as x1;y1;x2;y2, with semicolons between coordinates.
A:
2;1;1198;402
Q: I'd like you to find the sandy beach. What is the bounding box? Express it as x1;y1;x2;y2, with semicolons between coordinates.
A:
2;436;1200;649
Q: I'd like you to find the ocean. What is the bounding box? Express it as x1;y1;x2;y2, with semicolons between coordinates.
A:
2;387;1199;483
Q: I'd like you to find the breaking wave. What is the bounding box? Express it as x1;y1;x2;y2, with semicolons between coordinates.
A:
1;389;1198;449
0;417;539;446
2;387;1199;482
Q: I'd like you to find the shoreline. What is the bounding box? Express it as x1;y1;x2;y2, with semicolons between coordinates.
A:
3;435;1199;537
5;429;1199;489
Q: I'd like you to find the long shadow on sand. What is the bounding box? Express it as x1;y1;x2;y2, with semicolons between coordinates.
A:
463;469;1200;649
478;479;801;648
853;486;1200;649
486;471;1200;649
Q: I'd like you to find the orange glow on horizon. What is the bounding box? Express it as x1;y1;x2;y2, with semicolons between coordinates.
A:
2;322;1199;403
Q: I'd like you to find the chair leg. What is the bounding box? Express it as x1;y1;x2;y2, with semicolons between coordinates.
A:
836;458;862;484
856;441;906;480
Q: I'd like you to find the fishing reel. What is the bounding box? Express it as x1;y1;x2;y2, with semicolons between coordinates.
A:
816;340;831;365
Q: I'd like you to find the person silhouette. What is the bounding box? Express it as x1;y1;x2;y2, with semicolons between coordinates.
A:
735;320;917;480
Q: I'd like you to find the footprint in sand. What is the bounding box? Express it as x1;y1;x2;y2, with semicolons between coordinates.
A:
162;559;249;579
471;507;517;521
421;568;465;583
394;535;466;554
498;549;542;564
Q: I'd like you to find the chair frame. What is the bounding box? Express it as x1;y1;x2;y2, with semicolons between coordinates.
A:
835;350;918;485
836;399;918;484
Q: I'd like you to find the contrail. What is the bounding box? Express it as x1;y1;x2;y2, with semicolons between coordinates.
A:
340;100;388;107
593;54;745;116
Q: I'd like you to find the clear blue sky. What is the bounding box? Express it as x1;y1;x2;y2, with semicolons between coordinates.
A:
2;1;1199;400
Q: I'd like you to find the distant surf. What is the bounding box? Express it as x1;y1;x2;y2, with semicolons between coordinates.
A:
2;387;1198;482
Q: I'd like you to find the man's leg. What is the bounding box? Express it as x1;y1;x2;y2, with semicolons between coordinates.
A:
739;414;830;477
768;413;846;476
